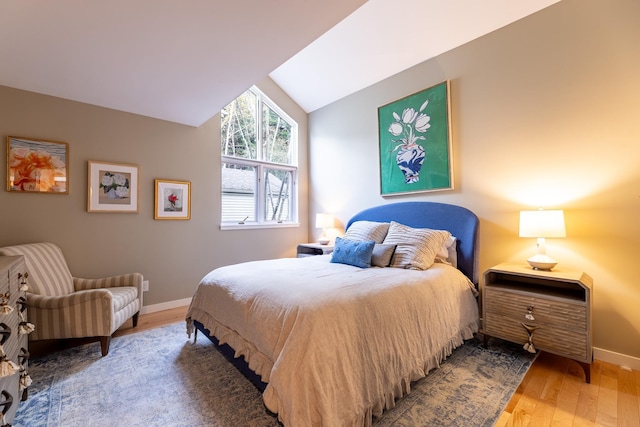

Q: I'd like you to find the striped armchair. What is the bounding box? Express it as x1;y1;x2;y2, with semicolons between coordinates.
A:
0;242;143;356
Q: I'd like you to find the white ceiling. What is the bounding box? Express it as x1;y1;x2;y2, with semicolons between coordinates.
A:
0;0;560;127
271;0;561;112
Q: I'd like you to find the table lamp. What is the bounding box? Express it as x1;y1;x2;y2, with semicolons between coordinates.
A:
519;209;566;270
315;213;335;245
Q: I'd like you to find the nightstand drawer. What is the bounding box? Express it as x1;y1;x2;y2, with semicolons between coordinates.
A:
484;287;586;331
484;312;588;361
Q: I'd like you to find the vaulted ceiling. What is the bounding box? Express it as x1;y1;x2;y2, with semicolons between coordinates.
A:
0;0;560;127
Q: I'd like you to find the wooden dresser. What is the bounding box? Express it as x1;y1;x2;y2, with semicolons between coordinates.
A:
0;256;30;425
482;263;593;382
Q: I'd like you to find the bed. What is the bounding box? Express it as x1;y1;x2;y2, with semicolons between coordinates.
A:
186;201;480;426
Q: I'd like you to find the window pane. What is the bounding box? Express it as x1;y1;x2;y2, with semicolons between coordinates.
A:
220;86;298;226
262;103;292;164
221;164;256;222
263;168;291;222
221;90;257;160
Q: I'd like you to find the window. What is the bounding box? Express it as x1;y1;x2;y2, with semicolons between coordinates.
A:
221;87;298;227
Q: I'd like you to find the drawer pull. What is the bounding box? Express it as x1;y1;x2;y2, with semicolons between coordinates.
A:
18;348;29;366
0;293;12;316
18;310;35;335
0;390;13;427
0;390;11;414
0;343;19;378
19;368;32;397
16;297;27;313
524;305;535;321
19;349;31;400
0;324;10;346
521;322;538;353
18;271;29;292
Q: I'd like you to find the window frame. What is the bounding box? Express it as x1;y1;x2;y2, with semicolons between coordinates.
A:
220;87;299;230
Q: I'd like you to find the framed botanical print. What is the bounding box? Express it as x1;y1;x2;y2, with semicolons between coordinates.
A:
87;161;139;213
378;81;453;196
7;136;69;194
154;179;191;220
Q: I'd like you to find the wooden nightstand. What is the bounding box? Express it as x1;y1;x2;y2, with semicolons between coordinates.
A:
296;243;334;258
482;263;593;382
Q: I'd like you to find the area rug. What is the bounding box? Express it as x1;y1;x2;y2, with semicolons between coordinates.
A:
15;323;535;427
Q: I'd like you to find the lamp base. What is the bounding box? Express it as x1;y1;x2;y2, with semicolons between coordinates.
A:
526;254;558;271
318;238;330;245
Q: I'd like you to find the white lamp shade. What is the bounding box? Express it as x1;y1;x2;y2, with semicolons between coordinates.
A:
519;210;566;238
315;213;335;229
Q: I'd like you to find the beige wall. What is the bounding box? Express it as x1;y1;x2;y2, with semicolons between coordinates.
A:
309;0;640;360
0;76;309;307
2;0;637;363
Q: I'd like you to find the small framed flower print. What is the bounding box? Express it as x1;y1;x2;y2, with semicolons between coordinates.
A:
87;161;139;213
7;136;69;194
377;81;453;196
154;179;191;220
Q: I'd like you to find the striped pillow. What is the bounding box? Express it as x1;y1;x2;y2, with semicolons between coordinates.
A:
343;221;389;244
383;221;451;270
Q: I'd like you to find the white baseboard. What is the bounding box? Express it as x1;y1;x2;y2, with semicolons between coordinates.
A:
594;347;640;372
141;298;191;315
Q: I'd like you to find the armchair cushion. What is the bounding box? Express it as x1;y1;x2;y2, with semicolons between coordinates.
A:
109;287;139;313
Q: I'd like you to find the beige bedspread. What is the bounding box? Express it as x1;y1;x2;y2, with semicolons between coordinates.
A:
186;255;479;427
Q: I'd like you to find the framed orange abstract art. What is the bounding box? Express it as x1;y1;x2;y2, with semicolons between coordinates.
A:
7;136;69;194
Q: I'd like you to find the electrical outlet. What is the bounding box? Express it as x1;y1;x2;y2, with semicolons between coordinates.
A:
142;280;149;292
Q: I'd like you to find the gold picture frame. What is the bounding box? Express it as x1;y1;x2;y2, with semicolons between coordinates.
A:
87;161;139;213
154;179;191;220
7;136;69;194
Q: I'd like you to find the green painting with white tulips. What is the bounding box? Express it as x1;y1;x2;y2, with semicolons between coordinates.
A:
378;81;452;196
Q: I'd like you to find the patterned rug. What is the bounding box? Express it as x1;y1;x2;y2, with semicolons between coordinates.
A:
15;322;535;427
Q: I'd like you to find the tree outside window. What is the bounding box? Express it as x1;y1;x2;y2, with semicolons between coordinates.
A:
221;87;297;225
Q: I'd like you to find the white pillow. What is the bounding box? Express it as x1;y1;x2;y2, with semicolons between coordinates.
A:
383;221;451;270
343;221;390;244
435;235;457;267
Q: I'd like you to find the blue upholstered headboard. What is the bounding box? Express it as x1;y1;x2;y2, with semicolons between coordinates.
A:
346;202;480;286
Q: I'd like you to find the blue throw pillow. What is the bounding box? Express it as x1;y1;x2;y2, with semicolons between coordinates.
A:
330;237;376;268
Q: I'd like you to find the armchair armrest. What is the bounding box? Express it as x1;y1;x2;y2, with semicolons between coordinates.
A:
74;272;143;293
26;289;116;340
27;289;112;309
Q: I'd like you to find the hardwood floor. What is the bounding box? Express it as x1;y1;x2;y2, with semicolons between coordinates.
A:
496;351;640;427
113;305;188;337
112;307;640;426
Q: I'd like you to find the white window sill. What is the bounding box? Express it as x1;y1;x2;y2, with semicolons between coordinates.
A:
220;222;300;231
